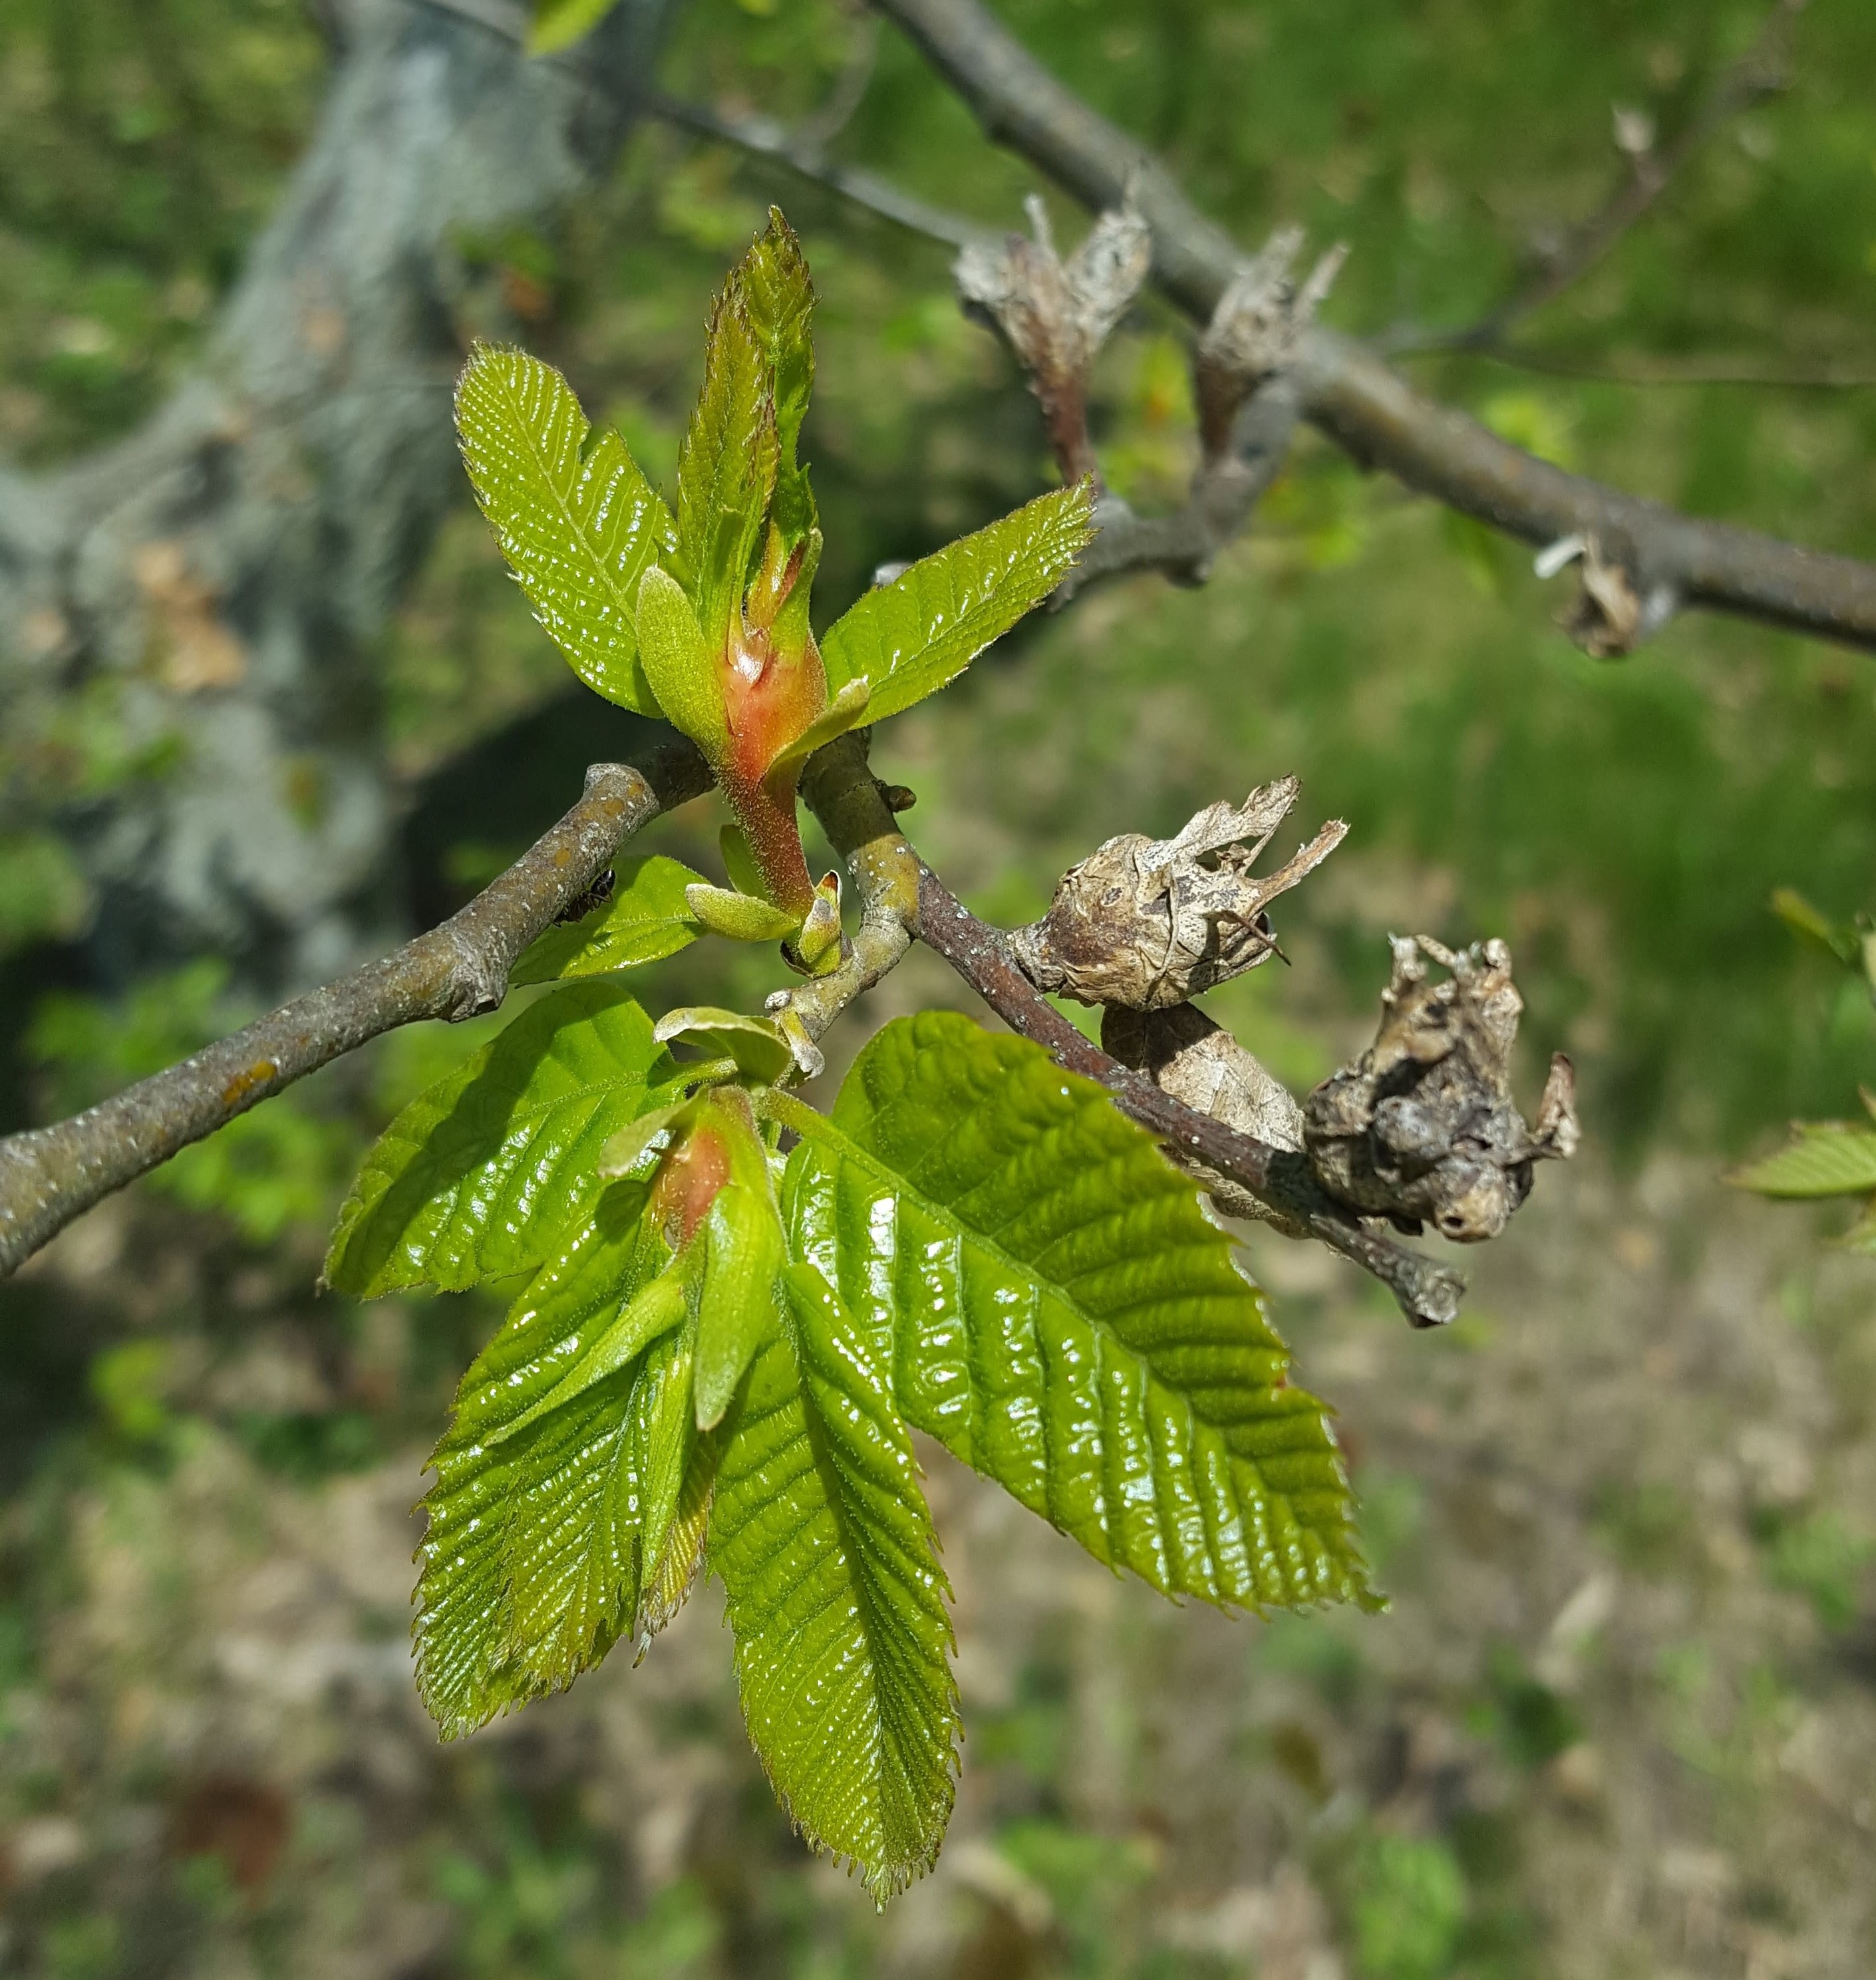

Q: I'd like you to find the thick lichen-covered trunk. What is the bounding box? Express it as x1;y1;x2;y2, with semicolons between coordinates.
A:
0;0;674;988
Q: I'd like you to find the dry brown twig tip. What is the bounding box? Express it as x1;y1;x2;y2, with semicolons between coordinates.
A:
1303;934;1579;1242
1197;229;1348;455
955;195;1152;482
1012;776;1347;1010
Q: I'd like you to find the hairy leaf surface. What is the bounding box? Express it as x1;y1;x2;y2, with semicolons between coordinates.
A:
676;286;776;652
415;1183;685;1735
510;855;704;985
776;1014;1373;1614
455;345;674;714
325;982;679;1297
1733;1123;1876;1199
819;484;1093;720
739;211;817;556
712;1262;958;1900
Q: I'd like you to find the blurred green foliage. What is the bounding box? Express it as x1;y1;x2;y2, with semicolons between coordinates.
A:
1344;1832;1468;1980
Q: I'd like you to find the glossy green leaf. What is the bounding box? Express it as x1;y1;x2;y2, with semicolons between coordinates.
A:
510;855;705;986
639;1417;718;1639
676;283;777;653
482;1268;689;1449
772;1013;1374;1614
527;0;620;54
1732;1123;1876;1199
695;1181;787;1429
637;565;726;756
597;1101;690;1182
415;1182;686;1735
455;345;673;714
325;981;679;1296
820;484;1094;720
711;1260;958;1900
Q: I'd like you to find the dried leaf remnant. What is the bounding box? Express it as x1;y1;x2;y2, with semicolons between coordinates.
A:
1012;776;1346;1010
1303;935;1578;1241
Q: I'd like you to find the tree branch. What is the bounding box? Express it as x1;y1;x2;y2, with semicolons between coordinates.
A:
910;864;1466;1329
648;92;995;251
869;0;1876;656
0;742;709;1280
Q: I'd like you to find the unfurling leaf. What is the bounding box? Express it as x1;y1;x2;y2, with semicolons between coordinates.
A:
695;1181;787;1429
325;982;680;1297
773;1012;1374;1614
455;345;673;714
820;483;1094;721
511;855;705;985
654;1006;798;1085
794;871;844;974
416;1181;688;1734
739;210;819;572
676;283;778;654
1732;1123;1876;1199
712;1260;958;1901
684;883;802;944
762;677;872;785
637;565;726;756
720;825;768;901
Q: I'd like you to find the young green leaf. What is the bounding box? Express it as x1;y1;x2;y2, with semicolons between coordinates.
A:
455;345;674;714
684;883;802;944
510;855;705;986
711;1260;958;1900
639;1416;718;1639
761;677;871;785
695;1181;787;1429
738;210;818;557
325;981;680;1297
416;1181;681;1734
482;1268;688;1449
637;565;726;756
719;824;768;901
1731;1123;1876;1199
527;0;621;54
819;484;1094;721
675;285;778;653
771;1013;1374;1615
655;1006;799;1085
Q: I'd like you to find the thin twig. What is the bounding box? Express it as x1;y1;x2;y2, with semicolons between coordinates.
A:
649;92;995;252
1059;376;1301;599
1397;342;1876;392
871;0;1876;654
910;864;1467;1329
1403;0;1811;354
0;743;710;1280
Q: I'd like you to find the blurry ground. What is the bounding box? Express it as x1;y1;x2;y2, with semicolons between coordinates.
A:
3;1134;1873;1980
